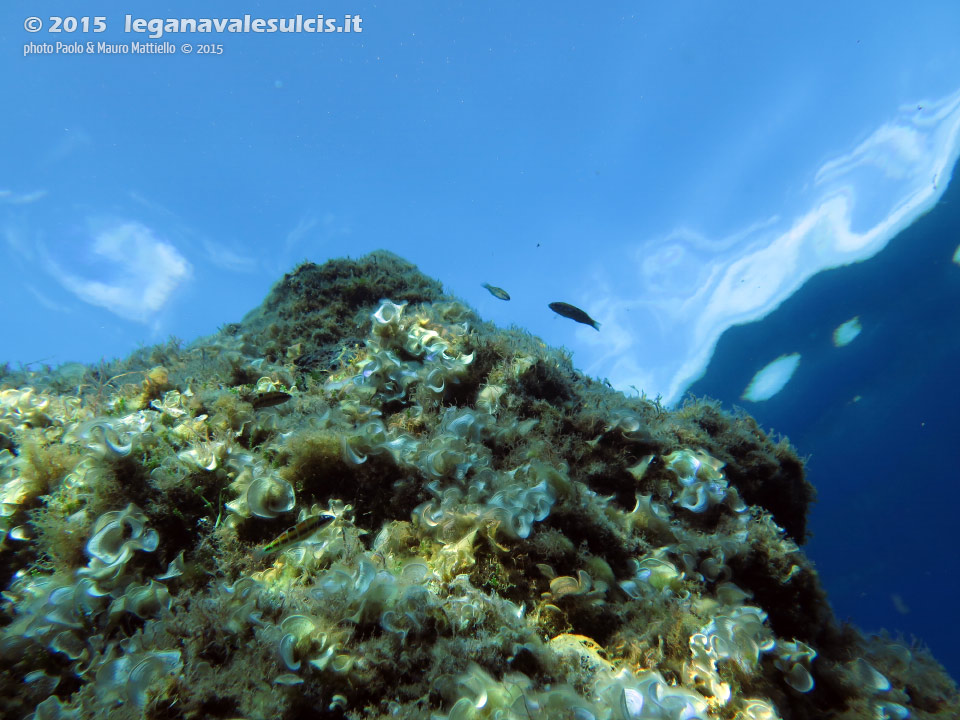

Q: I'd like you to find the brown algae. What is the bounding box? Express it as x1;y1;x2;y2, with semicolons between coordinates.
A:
0;250;955;720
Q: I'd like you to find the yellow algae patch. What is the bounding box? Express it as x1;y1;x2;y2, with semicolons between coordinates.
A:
548;633;614;676
626;455;654;481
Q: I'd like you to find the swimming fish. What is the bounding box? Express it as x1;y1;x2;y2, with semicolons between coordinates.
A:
482;283;511;301
549;302;600;331
254;513;335;558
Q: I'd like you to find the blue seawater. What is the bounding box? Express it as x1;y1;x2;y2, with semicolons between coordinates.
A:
687;159;960;682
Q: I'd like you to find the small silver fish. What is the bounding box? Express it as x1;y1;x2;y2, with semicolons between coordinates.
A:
482;283;511;301
549;302;600;331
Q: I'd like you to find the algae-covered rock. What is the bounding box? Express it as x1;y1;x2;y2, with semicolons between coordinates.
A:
0;251;956;720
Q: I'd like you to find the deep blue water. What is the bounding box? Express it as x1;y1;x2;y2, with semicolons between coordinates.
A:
687;162;960;680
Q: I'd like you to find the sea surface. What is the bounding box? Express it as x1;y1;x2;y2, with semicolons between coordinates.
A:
688;156;960;681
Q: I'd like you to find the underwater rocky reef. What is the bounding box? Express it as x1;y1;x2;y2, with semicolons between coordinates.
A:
0;250;957;720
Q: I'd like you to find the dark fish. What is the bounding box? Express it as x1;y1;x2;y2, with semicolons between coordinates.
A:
249;391;292;409
549;302;600;331
482;283;511;301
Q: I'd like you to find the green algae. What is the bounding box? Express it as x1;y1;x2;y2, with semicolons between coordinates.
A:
0;251;956;720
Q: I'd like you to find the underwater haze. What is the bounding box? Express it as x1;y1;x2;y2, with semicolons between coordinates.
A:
4;0;960;703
